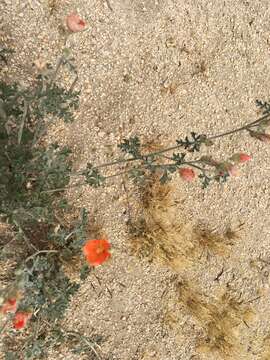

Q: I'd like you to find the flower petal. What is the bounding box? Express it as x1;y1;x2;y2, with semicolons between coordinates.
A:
83;239;111;266
1;298;17;314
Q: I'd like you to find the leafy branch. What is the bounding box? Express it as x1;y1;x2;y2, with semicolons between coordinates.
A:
45;107;270;191
0;48;93;359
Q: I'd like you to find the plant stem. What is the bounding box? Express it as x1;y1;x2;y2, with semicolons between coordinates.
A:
41;182;86;194
25;250;58;263
66;330;102;359
69;73;78;93
208;112;270;140
49;56;63;86
13;219;38;251
93;112;270;170
45;111;270;193
18;99;28;145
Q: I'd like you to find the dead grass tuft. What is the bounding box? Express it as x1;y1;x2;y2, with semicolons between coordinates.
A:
261;337;270;360
139;176;172;210
192;225;239;258
165;280;254;358
129;215;188;267
128;177;240;268
129;176;194;268
47;0;61;14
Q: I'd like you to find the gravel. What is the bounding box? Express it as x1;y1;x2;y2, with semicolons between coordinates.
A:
1;0;270;359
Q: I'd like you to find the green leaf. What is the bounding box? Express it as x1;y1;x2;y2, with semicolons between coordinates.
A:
176;132;206;152
160;171;170;184
80;264;91;280
83;165;105;187
119;136;141;158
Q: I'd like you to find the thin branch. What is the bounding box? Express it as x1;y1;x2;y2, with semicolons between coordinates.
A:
208;113;270;140
40;110;270;194
69;73;78;93
40;181;86;194
18;99;28;145
49;56;63;86
13;219;38;252
66;330;102;359
25;250;58;263
93;112;270;170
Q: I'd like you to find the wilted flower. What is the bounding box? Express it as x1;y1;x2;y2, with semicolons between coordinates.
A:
227;164;239;177
0;298;17;314
179;167;196;182
66;13;86;33
230;153;251;163
13;312;31;330
83;239;111;266
217;162;239;177
249;131;270;143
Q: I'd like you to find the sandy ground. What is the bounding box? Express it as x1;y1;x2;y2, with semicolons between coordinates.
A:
1;0;270;359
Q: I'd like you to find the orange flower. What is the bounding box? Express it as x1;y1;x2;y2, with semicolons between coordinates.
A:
13;312;31;330
66;13;86;32
0;298;17;314
83;239;111;266
179;167;196;182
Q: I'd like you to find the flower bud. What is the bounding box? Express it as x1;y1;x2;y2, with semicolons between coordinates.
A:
230;153;251;163
66;13;86;33
179;167;196;182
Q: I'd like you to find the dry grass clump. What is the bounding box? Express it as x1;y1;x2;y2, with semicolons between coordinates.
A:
165;279;254;358
129;177;194;268
128;177;241;268
129;215;191;268
192;224;242;258
139;176;172;210
261;335;270;360
246;332;270;360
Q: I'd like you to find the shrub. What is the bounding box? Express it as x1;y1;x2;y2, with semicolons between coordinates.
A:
0;47;102;359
